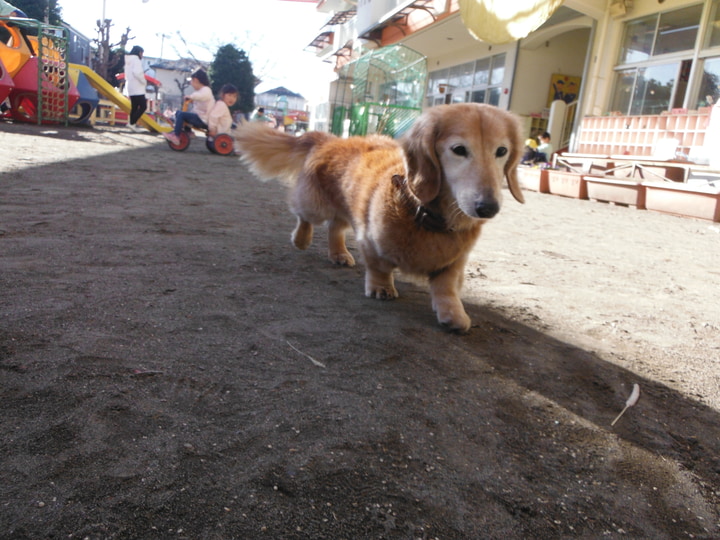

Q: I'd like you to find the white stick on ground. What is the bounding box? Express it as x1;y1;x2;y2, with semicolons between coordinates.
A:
611;383;640;426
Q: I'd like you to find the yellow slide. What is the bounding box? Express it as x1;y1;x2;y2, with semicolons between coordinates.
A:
70;63;170;133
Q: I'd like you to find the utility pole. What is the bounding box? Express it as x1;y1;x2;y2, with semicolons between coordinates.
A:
156;32;171;60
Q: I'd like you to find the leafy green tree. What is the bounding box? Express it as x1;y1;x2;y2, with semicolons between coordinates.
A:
209;44;255;114
11;0;62;25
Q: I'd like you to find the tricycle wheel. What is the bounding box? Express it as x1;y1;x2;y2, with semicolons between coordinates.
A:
212;134;235;156
206;137;218;154
167;132;191;151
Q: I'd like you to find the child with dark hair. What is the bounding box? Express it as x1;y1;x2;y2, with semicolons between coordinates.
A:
207;84;239;139
520;132;553;165
536;132;553;163
124;45;147;131
164;69;214;144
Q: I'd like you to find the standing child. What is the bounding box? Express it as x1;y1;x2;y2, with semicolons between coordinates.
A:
164;69;213;145
124;45;147;131
207;84;239;141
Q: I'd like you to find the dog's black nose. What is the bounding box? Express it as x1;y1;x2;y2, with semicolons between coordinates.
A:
475;200;500;219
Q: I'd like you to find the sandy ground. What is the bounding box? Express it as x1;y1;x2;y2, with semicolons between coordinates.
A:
1;122;719;539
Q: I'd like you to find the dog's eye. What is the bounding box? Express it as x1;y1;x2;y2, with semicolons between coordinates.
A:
495;146;508;158
451;144;468;157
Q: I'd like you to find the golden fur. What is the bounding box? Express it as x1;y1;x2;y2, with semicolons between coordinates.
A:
235;103;524;332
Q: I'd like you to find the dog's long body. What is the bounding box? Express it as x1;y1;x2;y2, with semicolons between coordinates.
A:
235;103;524;332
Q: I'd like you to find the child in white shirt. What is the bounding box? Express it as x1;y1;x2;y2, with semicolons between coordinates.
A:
164;69;214;145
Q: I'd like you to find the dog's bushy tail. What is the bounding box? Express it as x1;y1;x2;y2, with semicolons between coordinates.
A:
235;123;332;181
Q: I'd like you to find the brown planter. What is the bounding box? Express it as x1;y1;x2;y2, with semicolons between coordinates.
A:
584;177;646;209
517;167;549;193
546;171;588;199
642;182;720;222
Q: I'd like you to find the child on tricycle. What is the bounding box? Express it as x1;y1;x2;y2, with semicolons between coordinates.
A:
163;70;238;155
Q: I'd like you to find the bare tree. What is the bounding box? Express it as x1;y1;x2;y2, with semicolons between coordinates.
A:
93;18;132;84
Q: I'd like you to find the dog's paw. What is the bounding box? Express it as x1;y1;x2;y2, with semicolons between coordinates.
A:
433;299;471;333
330;251;355;266
292;234;311;250
438;314;472;334
292;221;313;250
366;285;399;300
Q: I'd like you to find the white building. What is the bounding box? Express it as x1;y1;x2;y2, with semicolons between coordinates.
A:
306;0;720;160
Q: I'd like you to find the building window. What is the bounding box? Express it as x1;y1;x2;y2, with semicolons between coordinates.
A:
654;5;702;55
696;1;720;108
426;53;506;108
706;0;720;48
697;57;720;107
611;3;713;114
618;4;703;64
611;63;680;115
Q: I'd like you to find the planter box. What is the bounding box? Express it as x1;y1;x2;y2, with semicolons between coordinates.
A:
642;182;720;222
517;167;549;193
584;177;646;209
546;170;588;199
609;162;686;183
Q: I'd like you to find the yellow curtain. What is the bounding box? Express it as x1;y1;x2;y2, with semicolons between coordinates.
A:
458;0;566;45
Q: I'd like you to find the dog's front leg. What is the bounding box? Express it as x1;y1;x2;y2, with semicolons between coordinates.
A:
363;253;398;299
292;218;313;250
327;218;355;266
429;258;471;333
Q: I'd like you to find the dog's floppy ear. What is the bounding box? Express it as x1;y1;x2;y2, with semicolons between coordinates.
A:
403;114;442;204
505;116;525;204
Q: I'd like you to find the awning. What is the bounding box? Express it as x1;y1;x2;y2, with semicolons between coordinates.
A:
305;32;335;51
323;8;357;27
359;0;436;43
331;40;355;70
306;30;334;52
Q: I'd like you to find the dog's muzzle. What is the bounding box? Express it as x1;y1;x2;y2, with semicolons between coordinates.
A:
475;199;500;219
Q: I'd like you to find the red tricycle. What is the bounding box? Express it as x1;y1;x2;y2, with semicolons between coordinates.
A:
165;129;235;155
164;99;235;155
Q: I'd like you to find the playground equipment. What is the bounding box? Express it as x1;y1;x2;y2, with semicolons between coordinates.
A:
0;56;15;102
0;18;31;77
1;17;74;124
330;44;427;138
68;65;99;124
8;56;79;123
71;63;168;132
1;16;167;131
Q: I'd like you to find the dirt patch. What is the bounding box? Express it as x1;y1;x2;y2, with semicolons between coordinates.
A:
1;122;718;539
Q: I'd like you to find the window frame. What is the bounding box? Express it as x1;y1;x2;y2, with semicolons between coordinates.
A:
611;3;708;113
425;53;507;108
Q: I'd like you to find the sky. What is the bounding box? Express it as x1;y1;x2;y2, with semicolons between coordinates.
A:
58;0;337;103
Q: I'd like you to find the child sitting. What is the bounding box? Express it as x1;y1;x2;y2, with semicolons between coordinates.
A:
521;137;538;165
521;132;553;164
207;84;239;141
164;69;214;145
536;132;553;163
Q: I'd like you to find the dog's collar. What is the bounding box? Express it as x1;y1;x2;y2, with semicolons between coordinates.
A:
392;175;449;233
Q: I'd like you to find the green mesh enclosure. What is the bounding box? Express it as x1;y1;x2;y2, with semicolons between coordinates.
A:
36;24;70;125
330;44;427;138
